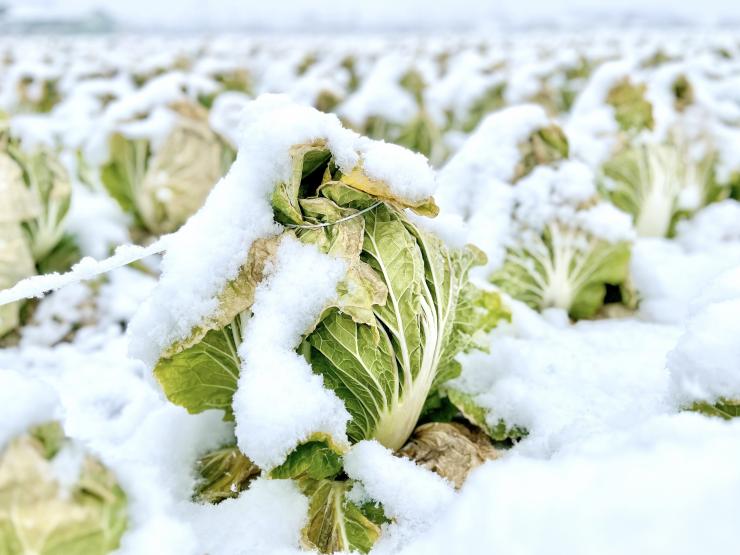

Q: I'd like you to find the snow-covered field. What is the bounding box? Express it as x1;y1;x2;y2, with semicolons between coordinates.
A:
1;30;740;555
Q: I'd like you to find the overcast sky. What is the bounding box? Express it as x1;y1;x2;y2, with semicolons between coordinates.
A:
5;0;740;30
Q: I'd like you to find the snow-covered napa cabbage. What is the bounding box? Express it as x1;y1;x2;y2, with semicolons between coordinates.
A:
429;105;570;277
0;174;36;337
436;104;569;202
0;62;62;114
491;161;635;319
339;58;447;165
1;119;77;269
98;100;235;236
128;95;507;554
601;140;728;238
0;419;128;554
604;76;655;134
434;106;630;319
0;119;79;337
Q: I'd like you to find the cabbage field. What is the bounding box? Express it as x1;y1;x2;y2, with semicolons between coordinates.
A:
1;30;740;554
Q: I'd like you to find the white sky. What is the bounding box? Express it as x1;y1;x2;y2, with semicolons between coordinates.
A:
5;0;740;29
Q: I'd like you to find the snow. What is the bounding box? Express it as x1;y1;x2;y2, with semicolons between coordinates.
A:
338;55;418;128
574;202;635;243
399;414;740;555
450;306;682;456
0;237;168;306
360;139;436;203
18;281;95;347
675;199;740;251
631;236;740;324
186;479;307;555
425;50;494;123
439;104;551;191
234;235;350;469
0;370;58;448
345;440;455;553
345;441;455;522
511;162;633;242
209;91;252;147
668;266;740;406
64;184;132;260
49;441;85;491
566;59;637;165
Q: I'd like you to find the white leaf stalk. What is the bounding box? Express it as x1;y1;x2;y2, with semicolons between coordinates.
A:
507;224;590;311
374;236;455;450
607;144;715;238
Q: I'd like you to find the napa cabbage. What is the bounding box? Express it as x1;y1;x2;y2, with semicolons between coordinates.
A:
605;77;654;133
601;141;727;238
100;101;235;236
149;132;506;552
154;140;504;448
0;121;79;336
0;422;128;555
491;162;634;319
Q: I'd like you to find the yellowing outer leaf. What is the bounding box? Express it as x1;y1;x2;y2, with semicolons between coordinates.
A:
155;235;284;419
296;197;388;327
138;112;226;234
339;166;439;217
192;445;260;504
398;422;499;489
163;235;281;358
334;262;388;327
272;142;331;225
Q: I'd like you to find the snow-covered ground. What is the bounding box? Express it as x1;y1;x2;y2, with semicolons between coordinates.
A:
3;227;739;554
